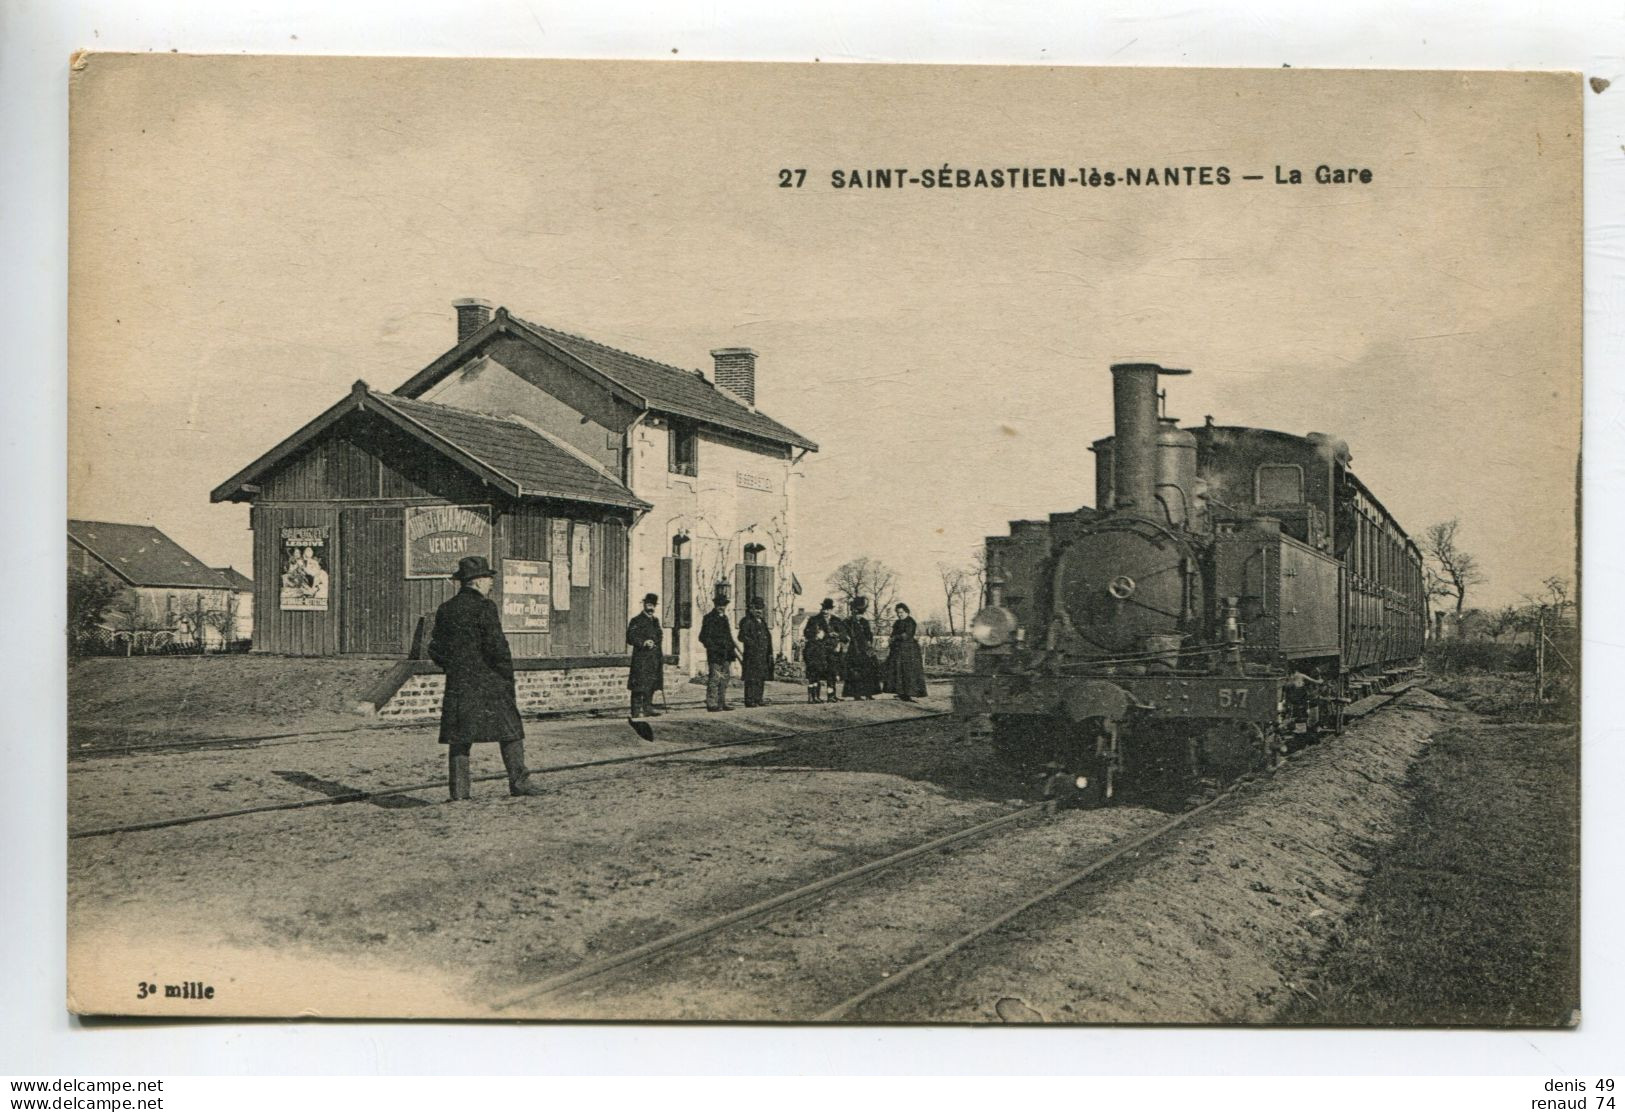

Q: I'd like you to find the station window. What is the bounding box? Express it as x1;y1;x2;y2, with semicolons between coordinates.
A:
738;544;774;620
1255;464;1304;504
668;423;698;477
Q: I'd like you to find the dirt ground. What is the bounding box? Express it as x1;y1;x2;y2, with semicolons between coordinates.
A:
855;692;1451;1023
68;656;398;749
68;692;978;1017
67;684;1567;1025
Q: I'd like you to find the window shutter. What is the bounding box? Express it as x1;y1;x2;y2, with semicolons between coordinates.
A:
675;557;694;629
750;566;775;618
734;563;747;625
661;557;676;628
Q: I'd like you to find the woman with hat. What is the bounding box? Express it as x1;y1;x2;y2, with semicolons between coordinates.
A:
842;596;882;700
882;602;929;702
428;555;543;801
626;592;665;719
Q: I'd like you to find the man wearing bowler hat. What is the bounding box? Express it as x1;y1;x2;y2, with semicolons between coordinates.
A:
738;596;774;708
699;584;739;711
428;555;543;801
626;592;665;720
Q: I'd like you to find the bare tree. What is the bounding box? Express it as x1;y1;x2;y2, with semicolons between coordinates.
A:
936;562;971;636
968;548;987;610
1422;518;1484;617
760;514;800;657
827;556;900;620
1484;604;1524;643
1517;576;1573;629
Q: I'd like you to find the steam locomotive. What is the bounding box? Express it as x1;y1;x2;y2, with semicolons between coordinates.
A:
956;363;1426;804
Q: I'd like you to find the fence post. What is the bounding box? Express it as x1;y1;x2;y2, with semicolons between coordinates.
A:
1535;607;1546;705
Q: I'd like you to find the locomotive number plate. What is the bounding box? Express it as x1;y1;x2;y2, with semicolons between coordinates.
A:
1217;687;1251;708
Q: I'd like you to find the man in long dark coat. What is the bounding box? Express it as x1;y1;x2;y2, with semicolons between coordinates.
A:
802;597;837;703
428;555;542;801
738;596;774;707
626;592;664;719
699;587;739;711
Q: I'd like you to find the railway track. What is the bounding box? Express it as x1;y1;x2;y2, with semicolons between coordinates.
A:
68;709;950;840
492;682;1418;1020
70;703;703;761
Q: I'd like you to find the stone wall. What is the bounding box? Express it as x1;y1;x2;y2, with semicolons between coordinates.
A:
375;664;684;720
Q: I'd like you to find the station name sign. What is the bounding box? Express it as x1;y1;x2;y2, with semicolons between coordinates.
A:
405;505;492;579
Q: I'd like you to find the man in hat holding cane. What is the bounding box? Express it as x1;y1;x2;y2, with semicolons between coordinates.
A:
699;584;739;712
626;592;665;720
428;555;543;801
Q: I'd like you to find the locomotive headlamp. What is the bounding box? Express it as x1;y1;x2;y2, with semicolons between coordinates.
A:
971;605;1019;647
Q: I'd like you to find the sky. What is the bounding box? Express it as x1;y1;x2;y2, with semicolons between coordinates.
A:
68;58;1581;613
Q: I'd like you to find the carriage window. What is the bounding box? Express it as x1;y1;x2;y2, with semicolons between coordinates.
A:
1255;464;1304;504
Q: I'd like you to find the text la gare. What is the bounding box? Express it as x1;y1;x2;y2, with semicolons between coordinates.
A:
1277;164;1374;184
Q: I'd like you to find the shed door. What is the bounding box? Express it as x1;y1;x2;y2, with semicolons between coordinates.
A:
341;507;405;654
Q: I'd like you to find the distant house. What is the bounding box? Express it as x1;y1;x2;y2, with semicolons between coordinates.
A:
214;565;256;642
68;520;253;648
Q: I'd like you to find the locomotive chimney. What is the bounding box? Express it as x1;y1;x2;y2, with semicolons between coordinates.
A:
1109;362;1190;514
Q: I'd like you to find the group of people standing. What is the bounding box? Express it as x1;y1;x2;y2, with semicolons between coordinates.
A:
626;589;930;717
801;596;929;704
625;586;777;715
427;554;934;803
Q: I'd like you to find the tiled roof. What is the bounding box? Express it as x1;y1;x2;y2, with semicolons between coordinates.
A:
508;315;818;451
373;393;649;510
68;521;237;590
215;566;255;591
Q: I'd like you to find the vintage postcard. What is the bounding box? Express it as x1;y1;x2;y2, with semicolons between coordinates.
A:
66;57;1580;1023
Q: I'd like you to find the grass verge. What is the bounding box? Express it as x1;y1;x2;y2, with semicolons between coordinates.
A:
1278;717;1579;1026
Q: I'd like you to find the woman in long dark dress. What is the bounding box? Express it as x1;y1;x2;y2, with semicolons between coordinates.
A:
842;597;882;699
882;602;928;701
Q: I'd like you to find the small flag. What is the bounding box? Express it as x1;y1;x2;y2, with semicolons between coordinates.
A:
791;573;803;595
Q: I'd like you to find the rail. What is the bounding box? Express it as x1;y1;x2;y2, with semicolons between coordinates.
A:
492;681;1419;1019
68;709;949;840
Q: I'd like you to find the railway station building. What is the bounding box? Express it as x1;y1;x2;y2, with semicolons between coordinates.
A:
212;299;816;714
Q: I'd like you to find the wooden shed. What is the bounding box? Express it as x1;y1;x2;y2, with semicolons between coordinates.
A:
212;381;649;660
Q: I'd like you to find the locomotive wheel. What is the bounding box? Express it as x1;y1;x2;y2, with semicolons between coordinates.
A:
1325;679;1348;736
1197;721;1283;780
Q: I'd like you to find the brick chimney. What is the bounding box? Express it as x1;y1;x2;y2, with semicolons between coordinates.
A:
710;347;758;407
452;298;494;344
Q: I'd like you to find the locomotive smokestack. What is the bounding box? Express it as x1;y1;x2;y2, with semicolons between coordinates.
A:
1110;363;1160;513
1109;362;1191;513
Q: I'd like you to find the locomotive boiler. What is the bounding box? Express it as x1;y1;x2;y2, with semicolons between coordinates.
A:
956;363;1426;804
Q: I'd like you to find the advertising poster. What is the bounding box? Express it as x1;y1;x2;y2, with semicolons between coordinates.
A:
571;525;591;588
550;519;571;611
278;526;329;612
500;559;551;634
405;505;492;579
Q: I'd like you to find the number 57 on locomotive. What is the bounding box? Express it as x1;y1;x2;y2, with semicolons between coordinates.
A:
956;363;1427;805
